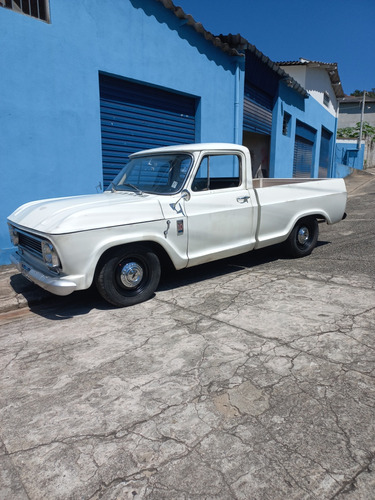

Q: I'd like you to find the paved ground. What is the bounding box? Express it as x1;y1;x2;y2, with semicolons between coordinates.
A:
0;169;375;499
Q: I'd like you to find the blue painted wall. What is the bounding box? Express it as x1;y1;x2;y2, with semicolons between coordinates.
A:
0;0;244;264
335;141;365;178
270;83;338;178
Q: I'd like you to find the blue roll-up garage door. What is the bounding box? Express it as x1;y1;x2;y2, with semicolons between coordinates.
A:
318;128;333;178
293;137;313;178
293;121;316;178
99;74;197;188
243;83;273;135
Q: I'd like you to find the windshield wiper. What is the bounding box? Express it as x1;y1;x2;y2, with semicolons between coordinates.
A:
110;182;143;195
122;183;143;195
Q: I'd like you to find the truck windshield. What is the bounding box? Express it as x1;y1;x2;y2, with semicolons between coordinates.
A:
107;154;193;195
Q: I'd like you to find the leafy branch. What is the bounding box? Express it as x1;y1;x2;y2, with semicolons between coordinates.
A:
350;88;375;98
337;121;375;142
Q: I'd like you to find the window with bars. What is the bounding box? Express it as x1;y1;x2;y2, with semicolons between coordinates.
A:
0;0;50;22
282;112;291;136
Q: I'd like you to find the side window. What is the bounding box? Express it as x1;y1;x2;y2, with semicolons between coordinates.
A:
192;154;241;191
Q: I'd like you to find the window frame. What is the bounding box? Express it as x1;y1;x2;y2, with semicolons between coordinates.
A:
191;153;242;192
323;91;330;107
0;0;50;23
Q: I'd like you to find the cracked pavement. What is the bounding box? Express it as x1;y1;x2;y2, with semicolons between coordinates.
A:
1;170;375;499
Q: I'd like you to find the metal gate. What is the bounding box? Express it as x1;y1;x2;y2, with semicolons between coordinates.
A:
293;121;316;178
99;74;197;188
243;83;273;135
293;137;313;177
318;128;333;178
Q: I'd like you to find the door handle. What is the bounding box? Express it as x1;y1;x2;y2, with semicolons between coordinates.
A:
237;196;250;203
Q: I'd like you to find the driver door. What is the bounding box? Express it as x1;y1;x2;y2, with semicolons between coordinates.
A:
184;153;257;267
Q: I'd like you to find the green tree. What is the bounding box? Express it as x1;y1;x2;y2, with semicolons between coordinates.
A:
350;89;375;98
337;122;375;141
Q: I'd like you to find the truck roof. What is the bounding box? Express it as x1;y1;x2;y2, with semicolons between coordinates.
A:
130;143;250;157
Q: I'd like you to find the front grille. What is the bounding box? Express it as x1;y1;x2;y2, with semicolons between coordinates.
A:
18;229;43;259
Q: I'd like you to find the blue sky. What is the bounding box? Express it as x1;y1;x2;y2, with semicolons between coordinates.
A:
175;0;374;96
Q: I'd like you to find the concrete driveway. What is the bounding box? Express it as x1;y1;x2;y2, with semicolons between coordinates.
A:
1;169;375;499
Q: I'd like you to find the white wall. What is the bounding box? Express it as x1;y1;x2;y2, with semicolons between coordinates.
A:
279;65;338;117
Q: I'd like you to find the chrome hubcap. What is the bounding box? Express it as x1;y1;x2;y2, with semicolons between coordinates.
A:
297;227;309;245
120;262;144;288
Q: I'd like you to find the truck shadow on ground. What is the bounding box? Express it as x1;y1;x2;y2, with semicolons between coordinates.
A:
158;240;330;291
158;244;284;291
20;241;330;321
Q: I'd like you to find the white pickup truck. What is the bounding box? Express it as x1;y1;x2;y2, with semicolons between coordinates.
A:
8;143;347;307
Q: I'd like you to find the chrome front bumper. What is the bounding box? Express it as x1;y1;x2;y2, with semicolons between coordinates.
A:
10;252;77;296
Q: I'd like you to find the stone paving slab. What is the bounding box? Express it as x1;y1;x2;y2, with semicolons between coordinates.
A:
1;261;375;498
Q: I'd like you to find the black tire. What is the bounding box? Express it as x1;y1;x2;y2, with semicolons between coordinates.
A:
95;244;161;307
284;217;319;258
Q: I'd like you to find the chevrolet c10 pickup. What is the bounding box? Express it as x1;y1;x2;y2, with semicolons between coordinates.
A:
7;143;347;307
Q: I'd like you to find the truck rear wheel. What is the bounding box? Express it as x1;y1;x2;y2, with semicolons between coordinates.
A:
285;217;319;258
95;244;161;307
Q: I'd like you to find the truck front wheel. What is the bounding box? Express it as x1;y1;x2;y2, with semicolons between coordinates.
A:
95;244;161;307
285;217;319;258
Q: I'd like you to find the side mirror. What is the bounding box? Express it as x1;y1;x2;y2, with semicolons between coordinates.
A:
171;189;191;210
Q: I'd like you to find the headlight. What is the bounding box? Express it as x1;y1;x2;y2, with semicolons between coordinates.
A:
8;224;19;246
41;241;61;269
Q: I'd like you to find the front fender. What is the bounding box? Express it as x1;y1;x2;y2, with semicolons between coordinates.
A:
52;220;188;290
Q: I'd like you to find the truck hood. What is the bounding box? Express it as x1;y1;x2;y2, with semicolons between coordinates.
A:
8;192;164;234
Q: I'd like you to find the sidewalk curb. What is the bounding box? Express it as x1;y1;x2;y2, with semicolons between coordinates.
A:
345;167;375;195
0;265;52;314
